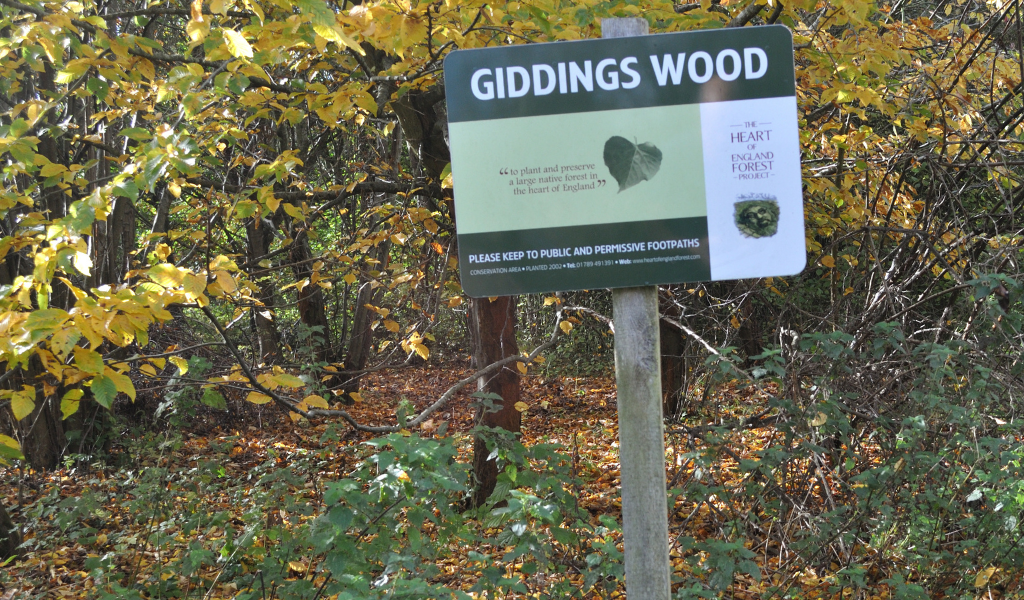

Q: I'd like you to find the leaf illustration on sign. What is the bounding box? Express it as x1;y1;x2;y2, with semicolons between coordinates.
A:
603;136;662;192
734;195;780;238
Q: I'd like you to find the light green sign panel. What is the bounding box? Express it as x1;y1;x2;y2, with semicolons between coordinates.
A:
444;25;805;297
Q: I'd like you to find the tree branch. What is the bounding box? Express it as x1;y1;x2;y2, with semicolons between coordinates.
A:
102;8;253;20
675;3;730;15
725;1;766;27
304;312;566;432
195;303;564;434
0;0;97;33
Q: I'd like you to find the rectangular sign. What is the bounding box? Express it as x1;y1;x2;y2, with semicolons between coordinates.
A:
444;25;805;296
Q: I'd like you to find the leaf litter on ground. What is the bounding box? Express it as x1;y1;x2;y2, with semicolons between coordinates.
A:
0;364;998;599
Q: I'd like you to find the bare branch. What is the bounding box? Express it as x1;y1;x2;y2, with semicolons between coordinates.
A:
725;1;766;27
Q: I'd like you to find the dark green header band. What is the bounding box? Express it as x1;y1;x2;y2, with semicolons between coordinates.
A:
459;217;710;296
444;25;794;123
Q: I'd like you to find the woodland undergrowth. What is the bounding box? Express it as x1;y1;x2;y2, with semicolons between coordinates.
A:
4;286;1024;600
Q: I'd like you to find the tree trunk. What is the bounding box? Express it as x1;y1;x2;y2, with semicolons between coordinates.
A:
469;296;521;508
660;320;684;418
289;233;335;362
340;281;377;396
20;381;66;471
340;241;389;397
246;217;282;362
0;499;20;560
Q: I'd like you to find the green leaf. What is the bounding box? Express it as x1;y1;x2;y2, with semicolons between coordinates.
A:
9;118;29;138
328;506;353;530
550;526;575;545
90;374;117;408
25;308;70;332
74;347;105;375
86;77;110;100
234;200;257;219
120;127;152;141
113;179;139;200
64;201;96;232
227;73;251;95
274;373;306;388
201;387;227;410
602;136;662;192
9;140;37;164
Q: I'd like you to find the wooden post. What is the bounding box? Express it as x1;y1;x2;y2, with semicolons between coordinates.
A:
603;18;671;600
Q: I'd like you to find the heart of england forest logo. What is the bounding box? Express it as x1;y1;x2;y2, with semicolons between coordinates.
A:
734;194;780;238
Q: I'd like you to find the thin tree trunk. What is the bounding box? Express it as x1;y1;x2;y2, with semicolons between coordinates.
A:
19;375;66;470
340;241;390;397
0;499;20;560
289;233;334;362
246;217;282;362
341;281;376;394
469;296;521;508
660;320;684;418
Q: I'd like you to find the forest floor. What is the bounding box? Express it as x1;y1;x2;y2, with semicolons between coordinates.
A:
0;362;913;599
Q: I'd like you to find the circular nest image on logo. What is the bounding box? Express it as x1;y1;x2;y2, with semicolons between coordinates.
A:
734;195;780;238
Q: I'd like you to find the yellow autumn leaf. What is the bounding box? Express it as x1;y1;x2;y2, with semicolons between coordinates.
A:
303;394;329;409
246;391;272;405
168;356;189;375
821;255;836;268
61;389;83;420
215;269;237;294
73;251;92;276
516;361;528;374
265;194;282;213
11;386;35;421
40;162;66;177
808;412;827;427
412;343;429;360
149;263;184;288
222;29;253;59
383;319;399;333
975;566;997;588
0;434;22;460
106;367;136;401
186;19;209;44
559;321;573;334
514;401;529;412
349;392;363;403
312;24;364;55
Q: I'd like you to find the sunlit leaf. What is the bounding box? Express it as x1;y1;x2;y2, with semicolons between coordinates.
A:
222;29;253;59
